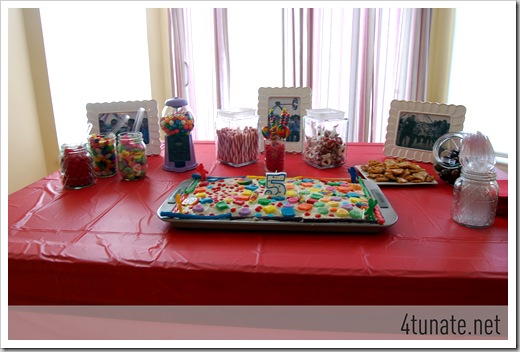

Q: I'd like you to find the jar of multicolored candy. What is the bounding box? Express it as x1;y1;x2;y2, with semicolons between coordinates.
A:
303;108;348;169
88;132;117;177
59;143;95;189
116;132;148;181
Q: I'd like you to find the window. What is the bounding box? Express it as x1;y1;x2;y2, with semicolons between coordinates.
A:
448;5;515;161
40;6;151;147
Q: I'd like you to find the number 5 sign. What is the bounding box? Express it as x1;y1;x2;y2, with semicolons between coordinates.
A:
264;172;287;196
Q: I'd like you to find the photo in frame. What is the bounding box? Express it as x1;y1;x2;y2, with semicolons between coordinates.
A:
86;100;161;155
384;100;466;163
258;87;312;153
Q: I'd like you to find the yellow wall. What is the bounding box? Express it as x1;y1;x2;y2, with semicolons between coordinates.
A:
426;8;456;103
8;8;59;194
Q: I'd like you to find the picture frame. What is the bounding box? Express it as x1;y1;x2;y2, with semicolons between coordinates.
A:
86;100;161;156
384;100;466;163
258;87;312;153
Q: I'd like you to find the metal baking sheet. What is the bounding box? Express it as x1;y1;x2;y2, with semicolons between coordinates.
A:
157;177;398;233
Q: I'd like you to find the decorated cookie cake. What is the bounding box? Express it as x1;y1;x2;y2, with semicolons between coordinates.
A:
160;172;386;224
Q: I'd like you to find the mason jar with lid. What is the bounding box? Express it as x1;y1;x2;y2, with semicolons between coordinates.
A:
116;132;148;181
88;132;117;177
59;143;95;189
215;108;259;167
303;108;348;169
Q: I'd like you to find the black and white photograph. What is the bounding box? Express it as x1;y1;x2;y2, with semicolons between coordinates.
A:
395;111;451;151
384;100;466;163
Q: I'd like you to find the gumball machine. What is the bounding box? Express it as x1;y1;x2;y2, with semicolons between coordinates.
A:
160;97;198;172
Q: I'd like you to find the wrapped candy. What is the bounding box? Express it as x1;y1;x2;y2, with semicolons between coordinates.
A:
303;109;348;169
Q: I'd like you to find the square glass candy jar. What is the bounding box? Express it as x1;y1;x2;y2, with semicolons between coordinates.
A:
303;108;348;169
215;108;259;167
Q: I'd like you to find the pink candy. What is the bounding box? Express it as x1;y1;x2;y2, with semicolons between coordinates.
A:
216;127;259;167
304;127;346;168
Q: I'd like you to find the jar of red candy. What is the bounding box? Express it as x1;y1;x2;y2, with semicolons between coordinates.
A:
264;138;285;172
88;132;117;177
116;132;148;181
303;108;348;169
59;143;95;189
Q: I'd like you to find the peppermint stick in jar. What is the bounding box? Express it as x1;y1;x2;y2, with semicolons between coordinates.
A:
216;126;259;167
215;108;259;168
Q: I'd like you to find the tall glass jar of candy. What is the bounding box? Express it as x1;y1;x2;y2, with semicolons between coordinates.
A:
116;132;148;181
264;138;286;172
216;108;259;167
261;106;291;172
303;108;348;169
59;143;95;189
88;132;117;177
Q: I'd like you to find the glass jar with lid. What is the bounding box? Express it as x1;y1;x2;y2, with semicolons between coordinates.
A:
216;108;259;167
88;132;117;178
59;143;95;189
116;132;148;181
303;108;348;169
432;132;465;185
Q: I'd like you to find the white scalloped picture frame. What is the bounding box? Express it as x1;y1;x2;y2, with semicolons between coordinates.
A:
258;87;312;153
384;100;466;163
86;100;161;156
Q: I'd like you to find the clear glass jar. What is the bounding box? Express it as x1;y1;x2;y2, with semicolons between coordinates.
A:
117;132;148;181
88;132;117;177
264;138;285;172
451;169;499;228
303;108;348;169
432;132;465;185
216;108;259;167
59;143;95;189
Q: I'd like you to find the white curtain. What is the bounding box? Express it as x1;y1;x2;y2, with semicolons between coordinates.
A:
292;8;431;143
168;8;229;140
168;8;431;143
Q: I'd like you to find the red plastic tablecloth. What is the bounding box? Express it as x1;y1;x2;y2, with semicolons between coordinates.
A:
8;143;508;305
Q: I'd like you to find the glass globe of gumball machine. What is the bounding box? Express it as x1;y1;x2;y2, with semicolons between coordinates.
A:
160;97;199;172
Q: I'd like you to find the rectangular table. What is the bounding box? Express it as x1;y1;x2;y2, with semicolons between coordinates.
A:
8;142;508;305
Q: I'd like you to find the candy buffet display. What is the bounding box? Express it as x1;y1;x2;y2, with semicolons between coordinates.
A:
116;132;148;181
157;173;398;233
215;108;259;167
303;108;348;169
59;143;95;189
160;97;198;172
88;132;117;177
261;107;291;172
